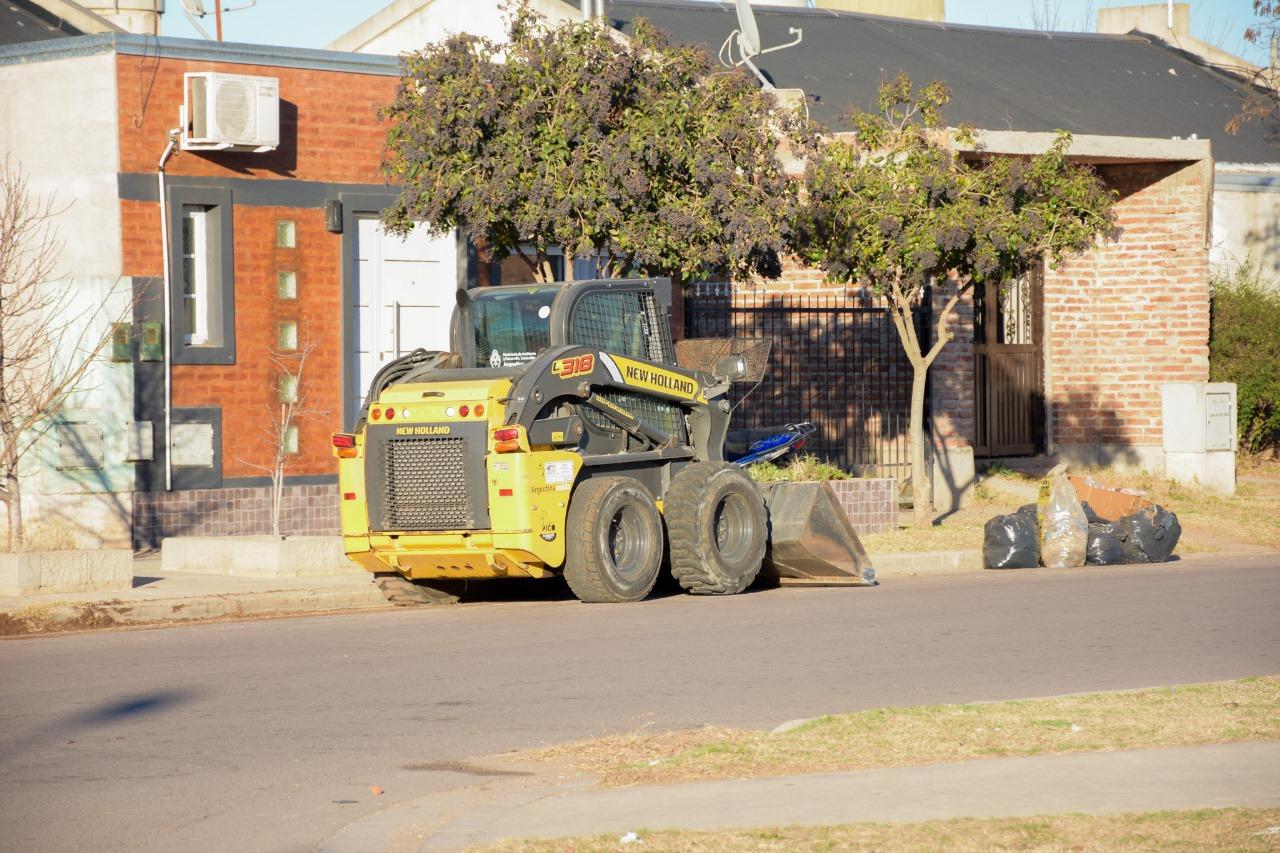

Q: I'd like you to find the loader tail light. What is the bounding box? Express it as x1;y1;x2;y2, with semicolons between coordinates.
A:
332;433;358;459
459;405;469;418
371;408;381;421
493;426;523;453
474;404;485;417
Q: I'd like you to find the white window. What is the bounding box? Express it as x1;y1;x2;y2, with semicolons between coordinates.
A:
181;205;213;345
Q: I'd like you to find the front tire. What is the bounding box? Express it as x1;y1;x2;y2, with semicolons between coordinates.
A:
666;462;767;595
563;476;664;603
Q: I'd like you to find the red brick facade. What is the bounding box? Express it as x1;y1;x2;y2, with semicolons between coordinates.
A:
117;55;398;479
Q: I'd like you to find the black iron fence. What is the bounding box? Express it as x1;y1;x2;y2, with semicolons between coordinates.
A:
683;282;927;478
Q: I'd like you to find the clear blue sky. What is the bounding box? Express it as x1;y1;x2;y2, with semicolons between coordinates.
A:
159;0;1269;65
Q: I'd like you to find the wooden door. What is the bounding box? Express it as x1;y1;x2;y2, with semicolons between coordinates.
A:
974;268;1045;457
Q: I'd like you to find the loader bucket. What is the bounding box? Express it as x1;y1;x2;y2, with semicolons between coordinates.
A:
760;482;878;586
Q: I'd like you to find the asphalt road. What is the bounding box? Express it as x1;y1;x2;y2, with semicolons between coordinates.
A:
1;554;1277;853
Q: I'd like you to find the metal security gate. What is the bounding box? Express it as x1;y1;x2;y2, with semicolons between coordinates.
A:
974;270;1045;457
683;283;923;477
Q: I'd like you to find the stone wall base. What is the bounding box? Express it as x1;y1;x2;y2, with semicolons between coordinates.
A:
1053;444;1166;475
0;549;132;596
825;478;898;534
133;485;340;550
161;535;361;577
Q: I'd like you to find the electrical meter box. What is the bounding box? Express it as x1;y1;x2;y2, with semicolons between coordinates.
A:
1162;382;1236;494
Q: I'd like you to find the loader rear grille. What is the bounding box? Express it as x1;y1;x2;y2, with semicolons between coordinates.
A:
382;437;474;530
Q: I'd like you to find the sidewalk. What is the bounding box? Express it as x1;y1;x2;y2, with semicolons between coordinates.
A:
317;742;1280;851
0;554;390;635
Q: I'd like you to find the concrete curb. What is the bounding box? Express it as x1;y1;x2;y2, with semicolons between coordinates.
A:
317;742;1280;851
0;583;392;635
870;548;984;575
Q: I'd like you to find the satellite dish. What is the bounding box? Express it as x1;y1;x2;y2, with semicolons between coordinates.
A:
720;1;804;90
734;0;762;57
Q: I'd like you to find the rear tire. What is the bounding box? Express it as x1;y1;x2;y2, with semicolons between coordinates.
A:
666;462;767;595
563;477;664;603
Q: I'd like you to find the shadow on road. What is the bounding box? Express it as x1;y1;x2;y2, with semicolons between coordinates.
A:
0;689;198;765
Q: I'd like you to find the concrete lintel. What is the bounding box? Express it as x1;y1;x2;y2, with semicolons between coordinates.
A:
0;32;401;76
960;130;1212;163
826;129;1212;164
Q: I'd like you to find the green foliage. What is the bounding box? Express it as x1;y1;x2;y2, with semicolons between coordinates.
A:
792;74;1118;313
748;455;849;482
1209;259;1280;453
382;3;817;283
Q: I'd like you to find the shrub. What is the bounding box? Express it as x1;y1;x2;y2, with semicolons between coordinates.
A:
748;455;850;482
1210;259;1280;454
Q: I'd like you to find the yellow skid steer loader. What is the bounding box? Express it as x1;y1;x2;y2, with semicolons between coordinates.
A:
333;279;873;603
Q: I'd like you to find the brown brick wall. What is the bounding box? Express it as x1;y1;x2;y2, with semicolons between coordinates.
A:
1043;160;1211;449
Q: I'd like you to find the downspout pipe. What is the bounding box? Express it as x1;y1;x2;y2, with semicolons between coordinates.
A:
580;0;590;20
157;128;180;491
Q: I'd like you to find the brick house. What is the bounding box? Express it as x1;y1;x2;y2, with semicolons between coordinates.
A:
595;1;1250;506
0;33;482;547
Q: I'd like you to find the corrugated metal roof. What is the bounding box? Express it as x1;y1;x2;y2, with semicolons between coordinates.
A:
607;0;1279;164
0;0;87;45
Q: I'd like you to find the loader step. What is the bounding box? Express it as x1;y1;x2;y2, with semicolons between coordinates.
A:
375;574;460;606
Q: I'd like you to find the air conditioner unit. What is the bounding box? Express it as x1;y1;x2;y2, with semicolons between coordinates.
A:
181;72;279;152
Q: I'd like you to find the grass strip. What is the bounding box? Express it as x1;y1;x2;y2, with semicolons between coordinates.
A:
476;808;1280;852
525;677;1279;787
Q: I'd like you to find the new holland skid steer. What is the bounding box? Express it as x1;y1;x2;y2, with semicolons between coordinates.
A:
333;278;874;603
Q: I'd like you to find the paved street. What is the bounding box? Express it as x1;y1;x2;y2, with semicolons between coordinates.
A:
1;554;1277;852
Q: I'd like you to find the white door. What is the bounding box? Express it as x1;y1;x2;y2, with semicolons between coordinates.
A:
351;218;457;423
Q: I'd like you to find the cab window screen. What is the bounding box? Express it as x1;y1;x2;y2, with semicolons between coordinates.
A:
569;291;672;362
471;288;558;368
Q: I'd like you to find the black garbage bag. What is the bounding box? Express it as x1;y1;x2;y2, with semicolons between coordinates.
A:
984;511;1040;569
1116;505;1182;563
1080;500;1106;525
1085;522;1125;565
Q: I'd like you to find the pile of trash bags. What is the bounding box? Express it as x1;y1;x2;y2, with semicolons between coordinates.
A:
984;475;1181;570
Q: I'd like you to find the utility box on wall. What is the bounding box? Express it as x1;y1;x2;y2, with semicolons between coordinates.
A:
1162;382;1236;495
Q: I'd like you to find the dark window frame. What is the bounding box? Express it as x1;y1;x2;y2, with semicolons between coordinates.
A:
165;185;236;365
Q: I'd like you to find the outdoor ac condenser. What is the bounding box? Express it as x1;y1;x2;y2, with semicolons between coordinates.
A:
181;72;280;152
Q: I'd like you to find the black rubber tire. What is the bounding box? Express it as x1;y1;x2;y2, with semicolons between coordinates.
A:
665;462;767;595
563;476;665;603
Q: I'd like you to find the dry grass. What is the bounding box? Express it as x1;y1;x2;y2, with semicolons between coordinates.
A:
522;677;1279;788
476;808;1280;852
859;459;1280;557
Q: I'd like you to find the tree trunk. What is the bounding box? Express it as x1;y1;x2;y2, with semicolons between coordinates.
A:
909;361;931;528
270;455;283;538
5;470;22;550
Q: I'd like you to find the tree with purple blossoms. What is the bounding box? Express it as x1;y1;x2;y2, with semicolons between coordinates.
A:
381;4;815;284
791;76;1117;526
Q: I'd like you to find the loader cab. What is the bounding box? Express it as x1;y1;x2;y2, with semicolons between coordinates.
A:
464;285;560;369
453;279;675;369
